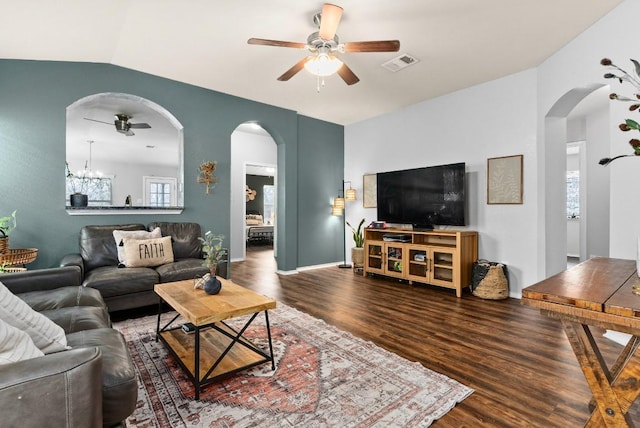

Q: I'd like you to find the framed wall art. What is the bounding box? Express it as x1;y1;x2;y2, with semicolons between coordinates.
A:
487;155;523;204
363;173;377;208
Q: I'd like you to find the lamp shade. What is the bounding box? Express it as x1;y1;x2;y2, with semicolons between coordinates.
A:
345;187;357;201
331;205;343;216
304;53;344;77
333;196;345;209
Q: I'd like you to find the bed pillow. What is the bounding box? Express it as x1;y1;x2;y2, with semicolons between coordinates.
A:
0;281;68;354
113;227;162;265
0;318;44;365
122;236;174;268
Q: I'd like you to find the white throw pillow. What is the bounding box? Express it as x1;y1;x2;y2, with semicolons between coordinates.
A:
0;317;43;365
122;236;174;268
0;281;68;354
113;227;162;264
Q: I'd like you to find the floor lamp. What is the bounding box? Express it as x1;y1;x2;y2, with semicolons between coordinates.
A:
332;180;357;269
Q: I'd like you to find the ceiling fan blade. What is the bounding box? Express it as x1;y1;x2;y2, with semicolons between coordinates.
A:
129;123;151;129
247;38;306;49
319;3;343;40
116;128;135;136
277;57;312;81
83;117;112;125
337;62;360;85
343;40;401;53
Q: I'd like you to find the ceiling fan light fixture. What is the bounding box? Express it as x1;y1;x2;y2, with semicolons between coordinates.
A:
304;52;343;77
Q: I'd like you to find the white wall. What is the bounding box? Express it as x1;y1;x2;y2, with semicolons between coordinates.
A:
345;0;640;295
346;69;538;295
230;130;277;261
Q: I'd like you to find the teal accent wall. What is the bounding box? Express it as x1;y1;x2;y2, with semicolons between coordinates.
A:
0;59;344;271
297;115;344;267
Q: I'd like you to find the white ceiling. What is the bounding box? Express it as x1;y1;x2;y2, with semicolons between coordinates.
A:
1;0;624;125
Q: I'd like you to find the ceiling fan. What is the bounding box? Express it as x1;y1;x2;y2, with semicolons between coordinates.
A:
83;114;151;136
248;3;400;85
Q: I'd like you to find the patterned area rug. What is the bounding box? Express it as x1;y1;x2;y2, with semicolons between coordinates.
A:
114;304;472;427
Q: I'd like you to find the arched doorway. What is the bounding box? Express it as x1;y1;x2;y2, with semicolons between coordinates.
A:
543;84;610;276
229;123;277;263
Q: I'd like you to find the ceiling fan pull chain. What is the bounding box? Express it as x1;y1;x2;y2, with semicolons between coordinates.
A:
316;75;321;93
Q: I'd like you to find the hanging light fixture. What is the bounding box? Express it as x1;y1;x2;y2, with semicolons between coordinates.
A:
333;195;345;209
344;181;357;201
304;47;343;77
331;205;343;216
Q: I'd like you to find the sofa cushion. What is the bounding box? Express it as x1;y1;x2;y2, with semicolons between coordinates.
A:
113;227;162;265
122;236;174;268
66;328;138;426
80;224;146;271
0;281;68;354
18;286;106;312
41;306;111;334
82;265;159;299
0;318;43;365
148;222;202;259
155;258;210;283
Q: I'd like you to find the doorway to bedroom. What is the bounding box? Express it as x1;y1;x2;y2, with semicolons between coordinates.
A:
230;123;277;264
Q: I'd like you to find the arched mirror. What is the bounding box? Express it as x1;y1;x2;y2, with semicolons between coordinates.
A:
66;93;184;214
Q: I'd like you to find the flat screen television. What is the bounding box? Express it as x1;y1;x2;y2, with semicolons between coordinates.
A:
376;162;465;230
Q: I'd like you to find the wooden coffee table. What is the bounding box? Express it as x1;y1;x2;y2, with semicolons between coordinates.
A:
154;278;276;400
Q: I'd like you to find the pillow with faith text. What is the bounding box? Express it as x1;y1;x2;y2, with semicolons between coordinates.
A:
122;236;174;268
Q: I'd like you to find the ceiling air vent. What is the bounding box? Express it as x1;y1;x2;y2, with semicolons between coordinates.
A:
382;53;420;72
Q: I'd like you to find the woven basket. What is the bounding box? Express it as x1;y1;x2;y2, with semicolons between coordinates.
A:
472;264;508;300
0;248;38;266
1;266;26;273
0;236;7;254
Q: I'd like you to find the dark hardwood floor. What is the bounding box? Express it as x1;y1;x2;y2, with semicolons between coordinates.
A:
230;245;639;427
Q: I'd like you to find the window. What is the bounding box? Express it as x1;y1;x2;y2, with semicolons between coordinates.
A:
263;185;275;224
66;177;112;206
566;170;579;218
143;177;177;207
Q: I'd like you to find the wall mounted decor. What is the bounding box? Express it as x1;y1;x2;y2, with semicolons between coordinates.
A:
487;155;523;204
245;185;257;202
363;173;377;208
198;161;217;194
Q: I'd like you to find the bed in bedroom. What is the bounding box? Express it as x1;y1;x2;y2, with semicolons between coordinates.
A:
246;212;273;244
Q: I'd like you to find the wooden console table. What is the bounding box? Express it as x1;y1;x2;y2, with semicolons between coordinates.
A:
522;257;640;427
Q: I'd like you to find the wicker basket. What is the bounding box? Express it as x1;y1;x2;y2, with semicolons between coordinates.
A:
0;248;38;266
471;263;509;300
1;266;26;273
0;236;7;254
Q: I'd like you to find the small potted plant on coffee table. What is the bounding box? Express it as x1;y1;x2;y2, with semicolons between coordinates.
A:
196;231;227;294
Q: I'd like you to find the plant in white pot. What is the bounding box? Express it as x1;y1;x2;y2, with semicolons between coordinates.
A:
346;218;366;268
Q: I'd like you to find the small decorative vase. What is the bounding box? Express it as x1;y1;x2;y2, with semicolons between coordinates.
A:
70;193;88;207
204;274;222;295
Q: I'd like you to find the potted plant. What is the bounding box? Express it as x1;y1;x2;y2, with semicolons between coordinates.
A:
346;218;366;268
196;231;227;294
65;161;89;207
0;210;17;254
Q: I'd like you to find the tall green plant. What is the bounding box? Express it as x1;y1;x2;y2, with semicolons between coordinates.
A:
346;218;366;248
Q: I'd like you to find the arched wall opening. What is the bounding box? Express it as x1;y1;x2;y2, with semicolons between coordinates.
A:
229;123;278;265
543;83;610;277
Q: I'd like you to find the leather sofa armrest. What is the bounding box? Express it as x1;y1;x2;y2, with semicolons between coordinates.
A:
0;347;103;428
60;253;85;279
0;266;83;294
